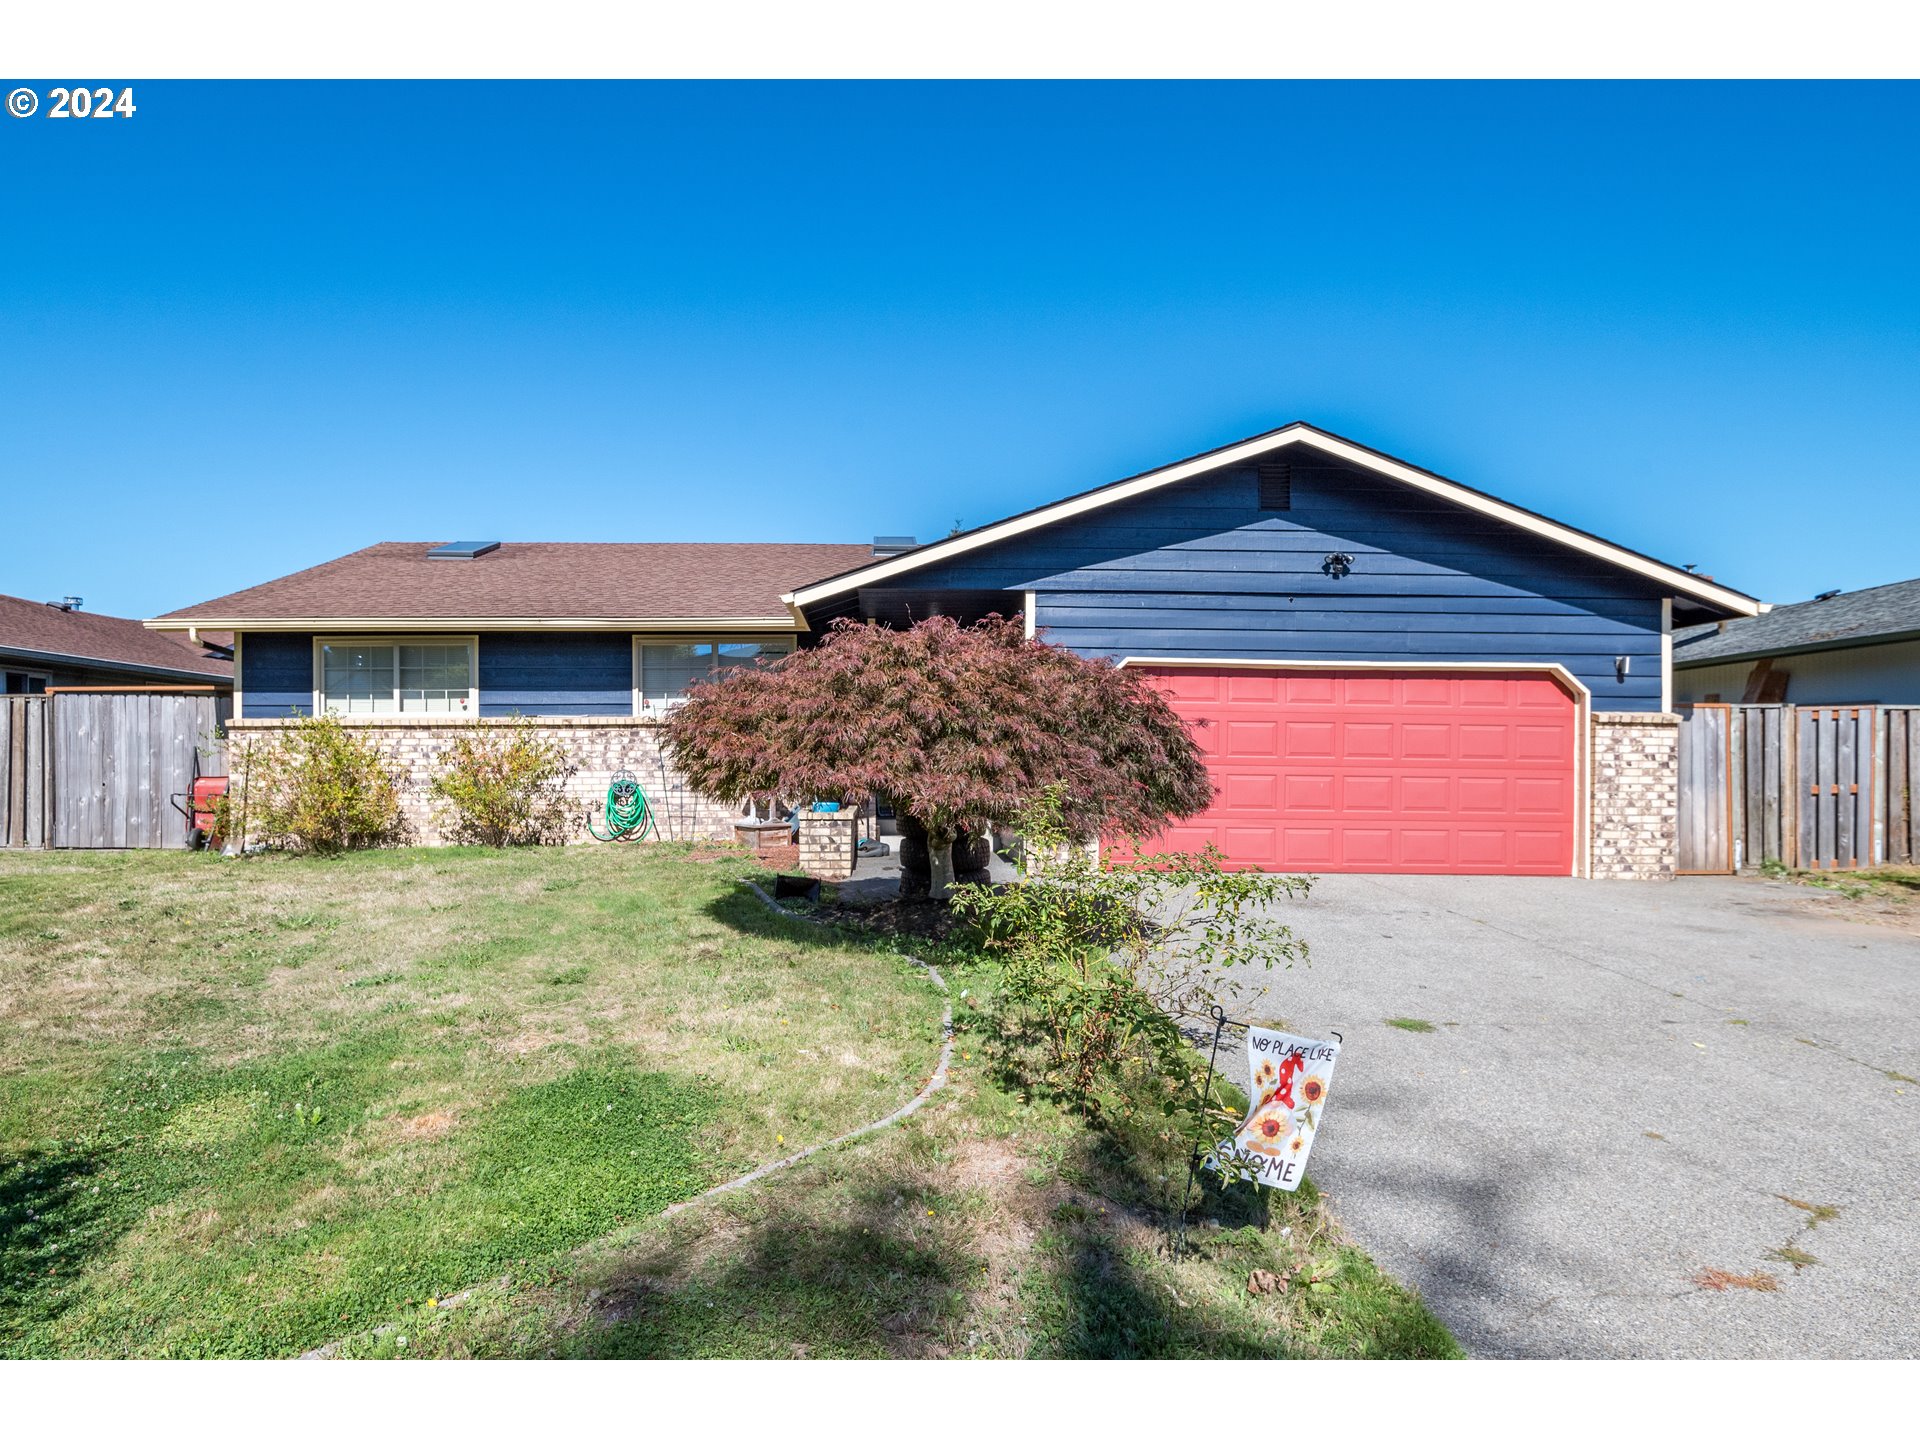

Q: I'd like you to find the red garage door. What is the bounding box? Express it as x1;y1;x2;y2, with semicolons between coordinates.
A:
1132;667;1579;876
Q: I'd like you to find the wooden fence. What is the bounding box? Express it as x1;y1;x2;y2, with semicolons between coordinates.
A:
1677;703;1916;872
0;690;229;850
1;696;53;849
1889;708;1920;865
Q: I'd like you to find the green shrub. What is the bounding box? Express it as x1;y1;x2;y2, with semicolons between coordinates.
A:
952;786;1310;1162
430;717;577;846
221;714;407;853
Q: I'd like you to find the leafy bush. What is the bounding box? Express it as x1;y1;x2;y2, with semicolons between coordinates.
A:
953;787;1309;1165
430;718;577;846
220;714;407;853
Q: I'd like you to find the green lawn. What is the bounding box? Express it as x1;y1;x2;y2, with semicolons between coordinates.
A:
0;845;1456;1359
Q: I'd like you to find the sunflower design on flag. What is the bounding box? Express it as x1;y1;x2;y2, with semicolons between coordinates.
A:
1220;1028;1342;1192
1236;1102;1294;1156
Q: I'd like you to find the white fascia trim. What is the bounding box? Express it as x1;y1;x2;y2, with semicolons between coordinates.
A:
1660;599;1673;714
146;617;803;633
783;426;1763;618
1117;655;1593;879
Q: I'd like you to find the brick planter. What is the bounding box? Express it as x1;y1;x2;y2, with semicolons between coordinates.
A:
797;812;857;881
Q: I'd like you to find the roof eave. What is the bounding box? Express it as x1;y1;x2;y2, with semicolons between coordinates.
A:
145;616;805;633
0;644;232;684
1673;627;1920;670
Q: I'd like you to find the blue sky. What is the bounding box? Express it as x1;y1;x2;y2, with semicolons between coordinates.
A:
3;81;1916;620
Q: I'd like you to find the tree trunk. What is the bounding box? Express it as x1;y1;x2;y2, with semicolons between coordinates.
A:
926;828;959;901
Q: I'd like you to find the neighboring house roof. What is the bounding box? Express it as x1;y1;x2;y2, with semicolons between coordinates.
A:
784;422;1764;621
0;593;234;682
147;542;878;632
1673;577;1920;668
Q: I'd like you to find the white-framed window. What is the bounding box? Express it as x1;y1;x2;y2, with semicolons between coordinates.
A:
314;637;477;715
632;635;794;714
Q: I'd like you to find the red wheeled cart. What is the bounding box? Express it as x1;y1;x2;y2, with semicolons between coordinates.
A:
171;775;228;849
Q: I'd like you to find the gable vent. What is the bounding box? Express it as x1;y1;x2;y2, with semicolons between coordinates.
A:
427;540;501;560
1256;459;1292;511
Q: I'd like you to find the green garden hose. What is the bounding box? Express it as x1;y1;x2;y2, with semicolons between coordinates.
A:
586;770;655;842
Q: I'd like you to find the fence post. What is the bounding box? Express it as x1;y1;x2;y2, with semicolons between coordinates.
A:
1871;707;1887;868
1782;705;1798;869
1735;706;1751;867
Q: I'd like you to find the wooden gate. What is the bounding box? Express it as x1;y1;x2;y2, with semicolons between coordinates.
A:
1679;703;1893;872
1;696;53;849
48;691;231;849
1796;705;1876;871
1676;704;1733;873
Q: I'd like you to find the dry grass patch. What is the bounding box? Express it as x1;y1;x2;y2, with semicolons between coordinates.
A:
343;1034;1457;1362
392;1112;458;1142
1692;1267;1781;1293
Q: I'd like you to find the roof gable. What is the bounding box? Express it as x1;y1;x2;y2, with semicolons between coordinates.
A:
785;423;1763;620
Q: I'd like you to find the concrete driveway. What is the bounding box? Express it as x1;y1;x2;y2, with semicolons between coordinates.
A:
1209;873;1920;1358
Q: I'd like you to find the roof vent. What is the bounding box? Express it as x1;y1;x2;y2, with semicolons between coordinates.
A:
872;535;918;557
427;541;501;560
45;596;83;612
1257;458;1292;511
1814;588;1843;601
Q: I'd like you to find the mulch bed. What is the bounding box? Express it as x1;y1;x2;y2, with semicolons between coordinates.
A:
804;894;998;944
748;841;801;870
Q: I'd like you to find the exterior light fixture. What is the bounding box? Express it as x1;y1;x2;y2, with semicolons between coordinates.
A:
1321;553;1355;579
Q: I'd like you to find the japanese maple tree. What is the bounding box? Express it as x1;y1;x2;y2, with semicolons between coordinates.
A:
662;615;1214;897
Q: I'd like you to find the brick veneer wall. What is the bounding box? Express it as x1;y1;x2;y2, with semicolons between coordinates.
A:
1589;710;1679;880
224;716;743;846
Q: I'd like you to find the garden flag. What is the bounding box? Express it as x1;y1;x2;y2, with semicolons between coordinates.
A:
1219;1027;1341;1192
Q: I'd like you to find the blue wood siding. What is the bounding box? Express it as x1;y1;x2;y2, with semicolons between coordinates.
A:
238;633;313;717
478;633;631;717
237;632;635;717
892;459;1670;709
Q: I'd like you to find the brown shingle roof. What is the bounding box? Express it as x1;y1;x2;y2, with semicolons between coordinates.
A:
0;593;233;680
153;542;877;626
